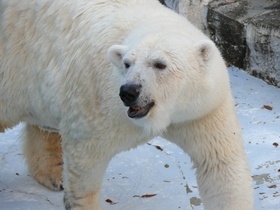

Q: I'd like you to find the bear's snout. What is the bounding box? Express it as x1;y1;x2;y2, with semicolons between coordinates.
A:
119;84;142;106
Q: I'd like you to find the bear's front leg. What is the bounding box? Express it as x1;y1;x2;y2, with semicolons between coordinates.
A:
62;137;111;210
165;102;254;210
0;122;16;133
194;154;254;210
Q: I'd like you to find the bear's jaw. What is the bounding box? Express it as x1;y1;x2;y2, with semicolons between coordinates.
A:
127;101;155;119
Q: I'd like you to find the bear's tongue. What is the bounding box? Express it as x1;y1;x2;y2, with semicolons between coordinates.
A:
127;102;155;119
128;107;143;118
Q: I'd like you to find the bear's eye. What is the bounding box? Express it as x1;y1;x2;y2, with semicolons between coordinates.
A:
124;62;130;69
154;62;166;70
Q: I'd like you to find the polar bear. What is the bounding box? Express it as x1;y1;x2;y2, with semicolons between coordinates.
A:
0;0;253;209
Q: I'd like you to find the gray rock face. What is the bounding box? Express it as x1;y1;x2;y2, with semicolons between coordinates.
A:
207;6;247;69
206;0;280;87
246;10;280;87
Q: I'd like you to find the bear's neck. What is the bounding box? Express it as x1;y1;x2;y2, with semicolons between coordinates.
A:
163;94;244;163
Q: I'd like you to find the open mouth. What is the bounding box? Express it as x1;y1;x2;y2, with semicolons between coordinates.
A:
127;102;155;119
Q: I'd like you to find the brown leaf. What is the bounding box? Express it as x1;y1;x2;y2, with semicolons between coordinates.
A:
262;105;273;110
268;185;277;189
147;143;164;151
273;142;279;147
105;199;118;205
155;145;163;151
141;194;157;198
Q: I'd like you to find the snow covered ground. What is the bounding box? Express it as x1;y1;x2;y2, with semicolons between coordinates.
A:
0;67;279;210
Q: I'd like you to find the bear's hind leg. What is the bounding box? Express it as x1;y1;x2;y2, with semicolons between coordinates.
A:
23;124;64;191
0;122;16;132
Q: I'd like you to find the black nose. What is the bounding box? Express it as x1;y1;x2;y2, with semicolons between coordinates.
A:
119;84;141;105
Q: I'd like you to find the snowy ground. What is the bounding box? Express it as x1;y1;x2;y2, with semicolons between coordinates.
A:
0;67;279;210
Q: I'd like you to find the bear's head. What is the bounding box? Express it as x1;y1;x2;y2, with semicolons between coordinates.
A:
108;33;229;135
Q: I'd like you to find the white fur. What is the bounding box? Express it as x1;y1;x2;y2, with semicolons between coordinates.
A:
0;0;253;209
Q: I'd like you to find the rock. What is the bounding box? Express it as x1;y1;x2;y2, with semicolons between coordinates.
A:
206;0;280;87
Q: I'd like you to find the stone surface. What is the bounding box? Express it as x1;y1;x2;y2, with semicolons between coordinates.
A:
161;0;210;31
246;10;280;87
207;6;247;68
159;0;179;13
206;0;280;87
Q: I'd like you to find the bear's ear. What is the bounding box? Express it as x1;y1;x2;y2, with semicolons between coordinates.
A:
195;40;216;63
107;45;128;67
